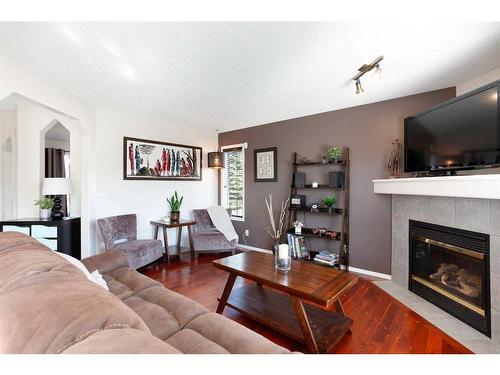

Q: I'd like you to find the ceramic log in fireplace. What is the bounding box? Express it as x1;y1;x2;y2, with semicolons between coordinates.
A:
409;220;491;337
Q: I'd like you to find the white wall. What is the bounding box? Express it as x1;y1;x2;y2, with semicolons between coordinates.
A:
0;48;96;256
0;110;17;220
457;66;500;95
94;108;219;250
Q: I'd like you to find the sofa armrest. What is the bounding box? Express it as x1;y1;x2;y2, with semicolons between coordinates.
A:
81;249;130;274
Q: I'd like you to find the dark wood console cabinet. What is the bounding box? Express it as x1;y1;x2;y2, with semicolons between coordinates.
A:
0;217;81;259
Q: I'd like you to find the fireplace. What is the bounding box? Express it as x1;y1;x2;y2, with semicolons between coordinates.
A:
409;220;491;337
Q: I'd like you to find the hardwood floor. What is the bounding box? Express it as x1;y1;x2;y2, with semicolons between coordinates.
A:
143;251;472;354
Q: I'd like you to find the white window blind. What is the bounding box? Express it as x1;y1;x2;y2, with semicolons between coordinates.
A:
221;144;245;220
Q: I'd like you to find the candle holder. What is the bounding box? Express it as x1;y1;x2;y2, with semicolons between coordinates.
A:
275;243;291;272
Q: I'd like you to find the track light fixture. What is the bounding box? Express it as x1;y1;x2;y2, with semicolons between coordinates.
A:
352;55;384;94
355;79;364;95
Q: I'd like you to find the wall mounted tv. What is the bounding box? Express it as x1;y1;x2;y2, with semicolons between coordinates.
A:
404;80;500;175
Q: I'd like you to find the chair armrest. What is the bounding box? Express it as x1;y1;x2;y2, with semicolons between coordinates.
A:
81;249;130;274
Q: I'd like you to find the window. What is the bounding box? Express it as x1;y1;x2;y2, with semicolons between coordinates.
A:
221;143;246;221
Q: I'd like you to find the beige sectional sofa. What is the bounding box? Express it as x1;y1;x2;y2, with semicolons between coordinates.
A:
0;232;289;354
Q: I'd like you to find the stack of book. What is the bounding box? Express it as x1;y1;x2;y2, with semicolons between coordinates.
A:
287;233;310;259
313;251;339;267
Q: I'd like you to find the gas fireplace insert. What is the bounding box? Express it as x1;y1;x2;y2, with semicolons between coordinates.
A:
409;220;490;337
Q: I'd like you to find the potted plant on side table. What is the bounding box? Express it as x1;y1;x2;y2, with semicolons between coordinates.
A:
167;191;183;222
35;197;54;219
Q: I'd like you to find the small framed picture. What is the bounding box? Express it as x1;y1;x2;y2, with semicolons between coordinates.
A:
254;147;277;182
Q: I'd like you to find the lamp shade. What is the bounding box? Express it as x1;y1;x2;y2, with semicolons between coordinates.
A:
208;152;224;168
42;178;72;195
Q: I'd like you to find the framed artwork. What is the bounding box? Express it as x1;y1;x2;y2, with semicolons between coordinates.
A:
123;137;202;180
254;147;277;182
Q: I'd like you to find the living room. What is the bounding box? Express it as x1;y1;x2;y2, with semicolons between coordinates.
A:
1;0;499;373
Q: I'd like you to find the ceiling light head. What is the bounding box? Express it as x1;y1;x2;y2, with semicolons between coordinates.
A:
372;64;382;81
355;79;364;95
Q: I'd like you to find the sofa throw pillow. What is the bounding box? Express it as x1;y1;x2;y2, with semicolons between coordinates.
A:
55;252;109;290
90;270;109;291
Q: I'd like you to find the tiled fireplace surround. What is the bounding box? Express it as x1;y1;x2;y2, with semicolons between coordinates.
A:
385;195;500;353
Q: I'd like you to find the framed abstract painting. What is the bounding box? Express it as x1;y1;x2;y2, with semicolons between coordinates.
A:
254;147;277;182
123;137;202;180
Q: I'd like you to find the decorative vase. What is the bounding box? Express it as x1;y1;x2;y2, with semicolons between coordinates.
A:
328;206;333;214
40;209;51;220
170;211;180;222
275;243;291;272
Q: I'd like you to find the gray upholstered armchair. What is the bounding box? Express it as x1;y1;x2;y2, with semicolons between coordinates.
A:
97;214;163;269
191;209;237;258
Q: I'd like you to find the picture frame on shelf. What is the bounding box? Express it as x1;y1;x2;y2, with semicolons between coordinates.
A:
254;147;277;182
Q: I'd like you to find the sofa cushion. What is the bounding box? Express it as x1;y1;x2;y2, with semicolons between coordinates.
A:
62;328;181;354
0;232;173;354
81;249;129;274
103;266;161;299
165;329;228;354
95;263;208;340
185;312;290;354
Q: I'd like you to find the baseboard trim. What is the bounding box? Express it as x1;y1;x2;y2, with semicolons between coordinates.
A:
237;244;392;280
347;266;391;280
237;244;273;254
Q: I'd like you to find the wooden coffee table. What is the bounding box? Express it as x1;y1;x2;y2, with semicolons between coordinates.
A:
213;251;359;353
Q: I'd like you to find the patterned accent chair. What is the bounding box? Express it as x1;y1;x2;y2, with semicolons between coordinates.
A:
97;214;163;269
191;209;237;258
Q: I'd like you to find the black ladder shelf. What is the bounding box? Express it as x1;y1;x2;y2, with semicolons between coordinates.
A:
286;148;350;271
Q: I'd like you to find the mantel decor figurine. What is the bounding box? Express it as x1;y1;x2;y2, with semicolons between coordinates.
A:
387;138;401;178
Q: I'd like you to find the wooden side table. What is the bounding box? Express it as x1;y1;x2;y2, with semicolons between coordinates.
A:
150;219;196;263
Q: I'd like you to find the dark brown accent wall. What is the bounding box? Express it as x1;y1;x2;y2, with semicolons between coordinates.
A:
218;88;456;274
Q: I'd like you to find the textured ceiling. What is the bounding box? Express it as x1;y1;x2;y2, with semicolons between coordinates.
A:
0;22;499;131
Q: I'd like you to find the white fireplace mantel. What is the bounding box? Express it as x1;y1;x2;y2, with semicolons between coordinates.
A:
373;174;500;200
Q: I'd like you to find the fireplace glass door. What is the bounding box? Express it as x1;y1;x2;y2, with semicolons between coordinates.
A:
411;237;485;314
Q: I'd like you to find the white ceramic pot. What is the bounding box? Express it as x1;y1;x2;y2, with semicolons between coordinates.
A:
40;208;51;220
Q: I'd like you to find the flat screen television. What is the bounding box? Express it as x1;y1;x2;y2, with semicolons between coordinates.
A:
404;80;500;174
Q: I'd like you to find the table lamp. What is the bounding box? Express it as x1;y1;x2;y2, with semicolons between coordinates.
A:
42;178;72;219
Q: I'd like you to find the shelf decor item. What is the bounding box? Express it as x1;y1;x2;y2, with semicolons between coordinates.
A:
123;136;202;181
34;197;54;219
254;147;277;182
167;191;183;222
327;146;342;163
42;178;72;220
275;243;291;272
323;196;336;214
293;221;303;235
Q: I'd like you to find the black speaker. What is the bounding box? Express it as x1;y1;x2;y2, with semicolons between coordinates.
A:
294;172;306;188
329;171;344;188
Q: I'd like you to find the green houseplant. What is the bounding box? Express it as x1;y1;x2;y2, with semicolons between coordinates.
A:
327;146;342;163
35;197;54;219
323;196;336;214
167;191;183;222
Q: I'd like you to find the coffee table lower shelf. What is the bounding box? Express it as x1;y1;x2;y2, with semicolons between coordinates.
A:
223;283;352;353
